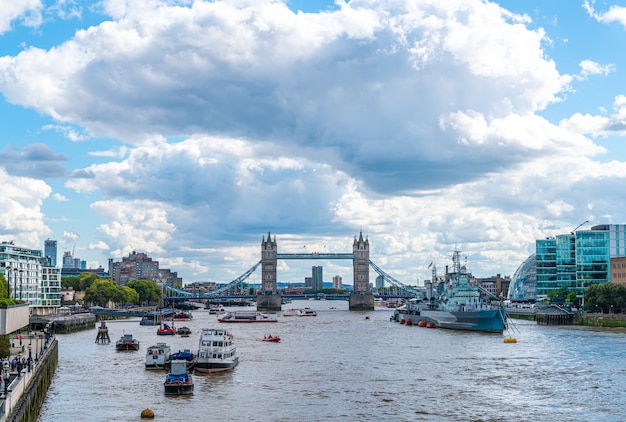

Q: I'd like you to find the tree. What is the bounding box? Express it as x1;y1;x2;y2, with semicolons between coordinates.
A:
583;282;626;313
61;276;80;291
112;285;140;305
127;280;162;305
0;273;10;299
79;273;100;291
84;279;118;307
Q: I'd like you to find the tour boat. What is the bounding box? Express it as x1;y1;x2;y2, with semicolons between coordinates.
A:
296;308;317;317
145;343;171;369
116;333;140;351
262;334;281;343
164;360;194;396
283;309;298;317
173;311;192;321
218;311;277;323
194;328;239;374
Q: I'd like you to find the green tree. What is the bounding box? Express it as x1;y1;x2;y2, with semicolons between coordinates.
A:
583;282;626;312
61;276;80;291
0;273;10;299
112;285;140;305
128;280;162;305
79;273;100;291
84;279;118;307
0;335;10;359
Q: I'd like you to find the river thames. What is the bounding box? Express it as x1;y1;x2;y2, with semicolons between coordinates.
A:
37;300;626;421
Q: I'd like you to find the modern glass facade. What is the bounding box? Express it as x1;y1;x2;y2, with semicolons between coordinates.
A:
536;239;556;297
556;234;577;292
508;253;537;301
576;229;611;288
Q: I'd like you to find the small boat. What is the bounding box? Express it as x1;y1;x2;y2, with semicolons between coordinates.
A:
164;360;194;395
116;334;140;351
218;311;277;323
195;328;239;374
208;307;225;315
177;326;192;337
173;311;192;321
296;308;317;317
283;309;298;317
146;343;171;369
262;334;281;343
157;323;176;336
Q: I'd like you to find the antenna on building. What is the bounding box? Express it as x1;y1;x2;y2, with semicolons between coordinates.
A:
571;220;589;235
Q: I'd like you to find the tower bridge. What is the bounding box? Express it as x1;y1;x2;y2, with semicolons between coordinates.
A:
164;231;420;310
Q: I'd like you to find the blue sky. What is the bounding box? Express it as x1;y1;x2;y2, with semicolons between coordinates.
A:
2;0;626;286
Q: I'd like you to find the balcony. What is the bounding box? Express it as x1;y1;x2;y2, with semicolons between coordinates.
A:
0;303;30;334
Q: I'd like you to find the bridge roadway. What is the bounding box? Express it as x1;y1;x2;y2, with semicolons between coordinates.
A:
163;293;412;301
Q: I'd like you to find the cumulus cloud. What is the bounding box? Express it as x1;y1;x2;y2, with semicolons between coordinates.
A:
0;1;43;35
2;0;626;282
0;0;568;195
0;143;69;179
0;167;52;246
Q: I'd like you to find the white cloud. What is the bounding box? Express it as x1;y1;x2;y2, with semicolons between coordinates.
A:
584;1;626;28
0;1;42;35
0;167;52;247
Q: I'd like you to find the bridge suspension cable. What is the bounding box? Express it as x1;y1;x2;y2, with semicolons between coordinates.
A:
163;260;262;299
369;260;422;297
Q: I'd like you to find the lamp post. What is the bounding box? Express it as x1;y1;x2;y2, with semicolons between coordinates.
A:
27;344;31;372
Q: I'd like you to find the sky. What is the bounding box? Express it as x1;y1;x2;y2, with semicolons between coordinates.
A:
2;0;626;288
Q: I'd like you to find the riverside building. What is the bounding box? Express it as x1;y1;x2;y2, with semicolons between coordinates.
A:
0;241;61;315
511;224;626;301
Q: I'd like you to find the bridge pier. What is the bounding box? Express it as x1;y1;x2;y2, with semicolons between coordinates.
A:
349;293;374;311
256;292;282;312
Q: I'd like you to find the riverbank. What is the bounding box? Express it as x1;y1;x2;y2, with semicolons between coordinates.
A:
508;308;626;327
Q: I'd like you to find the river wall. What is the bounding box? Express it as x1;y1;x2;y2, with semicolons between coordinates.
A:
2;338;58;422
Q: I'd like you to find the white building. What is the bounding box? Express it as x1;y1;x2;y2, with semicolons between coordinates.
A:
0;241;61;315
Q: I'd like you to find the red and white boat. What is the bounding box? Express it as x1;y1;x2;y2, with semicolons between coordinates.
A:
262;334;281;343
218;311;277;323
296;308;317;317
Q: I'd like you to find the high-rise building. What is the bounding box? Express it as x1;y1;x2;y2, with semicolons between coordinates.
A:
44;239;58;267
332;275;342;290
375;274;385;289
312;266;323;291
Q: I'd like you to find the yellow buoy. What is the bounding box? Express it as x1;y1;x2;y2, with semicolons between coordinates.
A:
141;408;155;419
503;337;517;343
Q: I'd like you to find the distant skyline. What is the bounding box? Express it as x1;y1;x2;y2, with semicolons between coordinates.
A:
3;1;626;286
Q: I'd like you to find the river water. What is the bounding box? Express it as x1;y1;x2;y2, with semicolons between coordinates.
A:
38;300;626;421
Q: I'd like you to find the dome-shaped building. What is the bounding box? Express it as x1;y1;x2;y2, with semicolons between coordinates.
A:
507;253;537;302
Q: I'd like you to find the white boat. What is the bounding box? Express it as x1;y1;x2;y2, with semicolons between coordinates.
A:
283;309;298;317
195;328;239;374
296;308;317;317
218;311;277;323
145;342;171;369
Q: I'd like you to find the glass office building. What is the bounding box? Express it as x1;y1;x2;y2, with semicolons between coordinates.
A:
508;253;536;301
536;238;556;297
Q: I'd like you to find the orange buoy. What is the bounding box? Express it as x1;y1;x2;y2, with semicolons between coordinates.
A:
405;319;413;326
426;322;435;328
400;319;406;324
417;320;426;327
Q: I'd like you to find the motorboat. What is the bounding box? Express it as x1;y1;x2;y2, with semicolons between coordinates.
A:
116;334;139;351
262;334;281;343
164;360;194;395
145;343;171;369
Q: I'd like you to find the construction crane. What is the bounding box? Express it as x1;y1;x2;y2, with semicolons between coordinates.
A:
571;220;589;234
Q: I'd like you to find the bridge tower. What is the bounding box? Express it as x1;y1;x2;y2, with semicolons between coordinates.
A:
257;231;282;311
349;231;374;310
